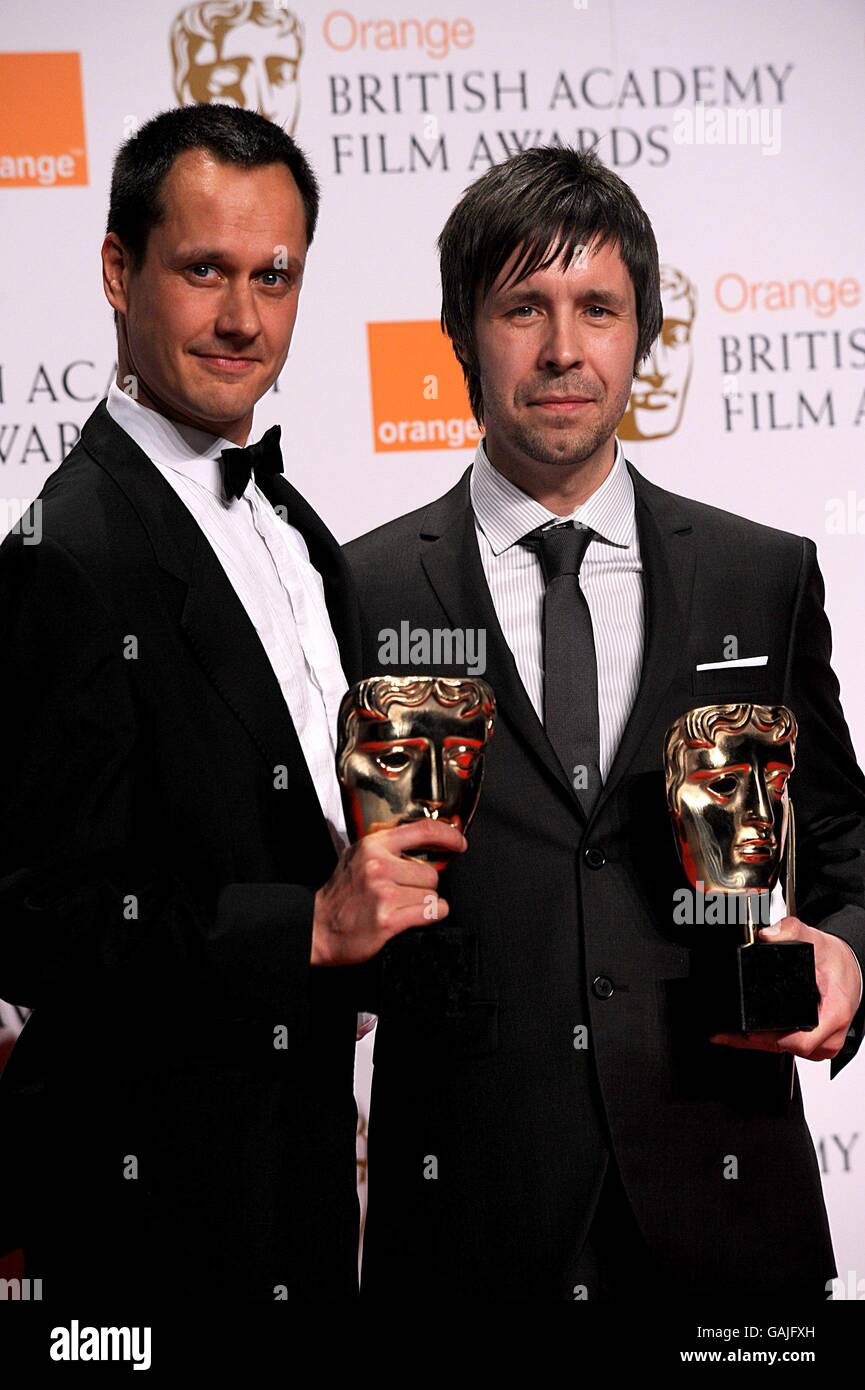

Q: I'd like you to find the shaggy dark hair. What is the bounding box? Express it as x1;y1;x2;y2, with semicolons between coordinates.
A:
438;145;663;426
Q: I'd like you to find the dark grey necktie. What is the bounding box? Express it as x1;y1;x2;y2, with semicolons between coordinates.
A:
520;521;601;814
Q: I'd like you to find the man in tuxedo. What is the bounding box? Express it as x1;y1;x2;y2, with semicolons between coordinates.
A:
0;103;463;1303
345;146;865;1301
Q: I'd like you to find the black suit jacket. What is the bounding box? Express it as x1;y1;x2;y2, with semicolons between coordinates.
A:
345;460;865;1299
0;401;363;1301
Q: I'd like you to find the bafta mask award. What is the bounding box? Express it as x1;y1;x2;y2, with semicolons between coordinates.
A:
664;702;819;1033
336;676;496;870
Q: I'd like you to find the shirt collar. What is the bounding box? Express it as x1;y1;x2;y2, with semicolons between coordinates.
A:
469;434;635;556
105;381;260;499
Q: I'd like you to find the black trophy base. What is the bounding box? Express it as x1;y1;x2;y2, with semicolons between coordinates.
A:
691;941;819;1033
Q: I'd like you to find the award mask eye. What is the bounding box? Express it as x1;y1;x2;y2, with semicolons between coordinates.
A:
766;769;790;798
706;774;739;801
448;747;480;778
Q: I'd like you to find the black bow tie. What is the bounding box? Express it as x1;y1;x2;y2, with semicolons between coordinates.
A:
219;424;284;501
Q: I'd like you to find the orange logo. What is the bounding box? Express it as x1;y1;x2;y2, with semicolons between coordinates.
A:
367;321;480;453
0;52;88;188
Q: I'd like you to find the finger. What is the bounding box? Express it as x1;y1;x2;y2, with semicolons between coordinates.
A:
709;1025;829;1055
763;915;802;934
387;855;441;890
376;819;468;854
378;882;443;914
385;897;450;935
708;1031;788;1051
352;838;440;890
758;925;803;944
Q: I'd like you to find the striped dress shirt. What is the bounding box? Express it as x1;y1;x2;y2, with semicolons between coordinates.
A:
470;436;644;782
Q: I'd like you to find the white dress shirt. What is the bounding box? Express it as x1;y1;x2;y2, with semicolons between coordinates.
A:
105;385;379;1038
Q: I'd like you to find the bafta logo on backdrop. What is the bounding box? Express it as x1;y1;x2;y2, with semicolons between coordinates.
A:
619;265;697;441
170;1;304;132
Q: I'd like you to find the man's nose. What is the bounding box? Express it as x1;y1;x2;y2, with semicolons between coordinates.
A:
214;281;262;341
538;312;586;373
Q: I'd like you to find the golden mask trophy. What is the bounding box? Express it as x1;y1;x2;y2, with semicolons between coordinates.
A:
664;703;819;1032
336;676;496;869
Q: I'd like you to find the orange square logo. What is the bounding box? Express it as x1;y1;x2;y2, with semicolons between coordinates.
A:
0;52;88;188
367;320;480;453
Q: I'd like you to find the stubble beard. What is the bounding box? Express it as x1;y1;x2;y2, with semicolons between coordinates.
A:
507;410;615;468
504;373;636;468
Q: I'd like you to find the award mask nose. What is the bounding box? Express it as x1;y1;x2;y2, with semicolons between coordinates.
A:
742;761;774;826
414;745;445;805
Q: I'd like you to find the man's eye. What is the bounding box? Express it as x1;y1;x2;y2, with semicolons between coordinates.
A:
190;264;215;278
707;775;738;799
586;305;609;317
509;306;537;318
259;271;287;287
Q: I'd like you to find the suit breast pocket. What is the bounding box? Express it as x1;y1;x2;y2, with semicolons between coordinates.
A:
691;662;778;704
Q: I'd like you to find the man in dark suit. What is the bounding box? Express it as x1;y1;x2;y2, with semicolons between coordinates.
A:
0;104;462;1303
345;146;865;1301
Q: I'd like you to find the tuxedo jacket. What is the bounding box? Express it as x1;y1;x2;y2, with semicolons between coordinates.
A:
345;460;865;1300
0;401;364;1302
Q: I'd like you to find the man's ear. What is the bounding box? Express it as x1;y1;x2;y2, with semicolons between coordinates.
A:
102;233;132;316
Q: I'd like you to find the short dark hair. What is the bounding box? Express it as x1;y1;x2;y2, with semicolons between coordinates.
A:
438;145;663;426
107;103;320;270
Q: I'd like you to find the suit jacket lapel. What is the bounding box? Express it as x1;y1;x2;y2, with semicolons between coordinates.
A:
594;462;696;815
419;469;584;815
79;403;348;864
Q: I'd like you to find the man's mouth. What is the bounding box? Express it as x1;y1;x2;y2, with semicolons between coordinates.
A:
192;353;260;374
529;396;595;411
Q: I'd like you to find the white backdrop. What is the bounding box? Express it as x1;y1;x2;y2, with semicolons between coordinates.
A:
1;0;863;1285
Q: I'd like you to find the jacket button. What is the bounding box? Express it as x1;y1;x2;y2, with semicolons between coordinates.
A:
584;847;606;869
592;975;615;1000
